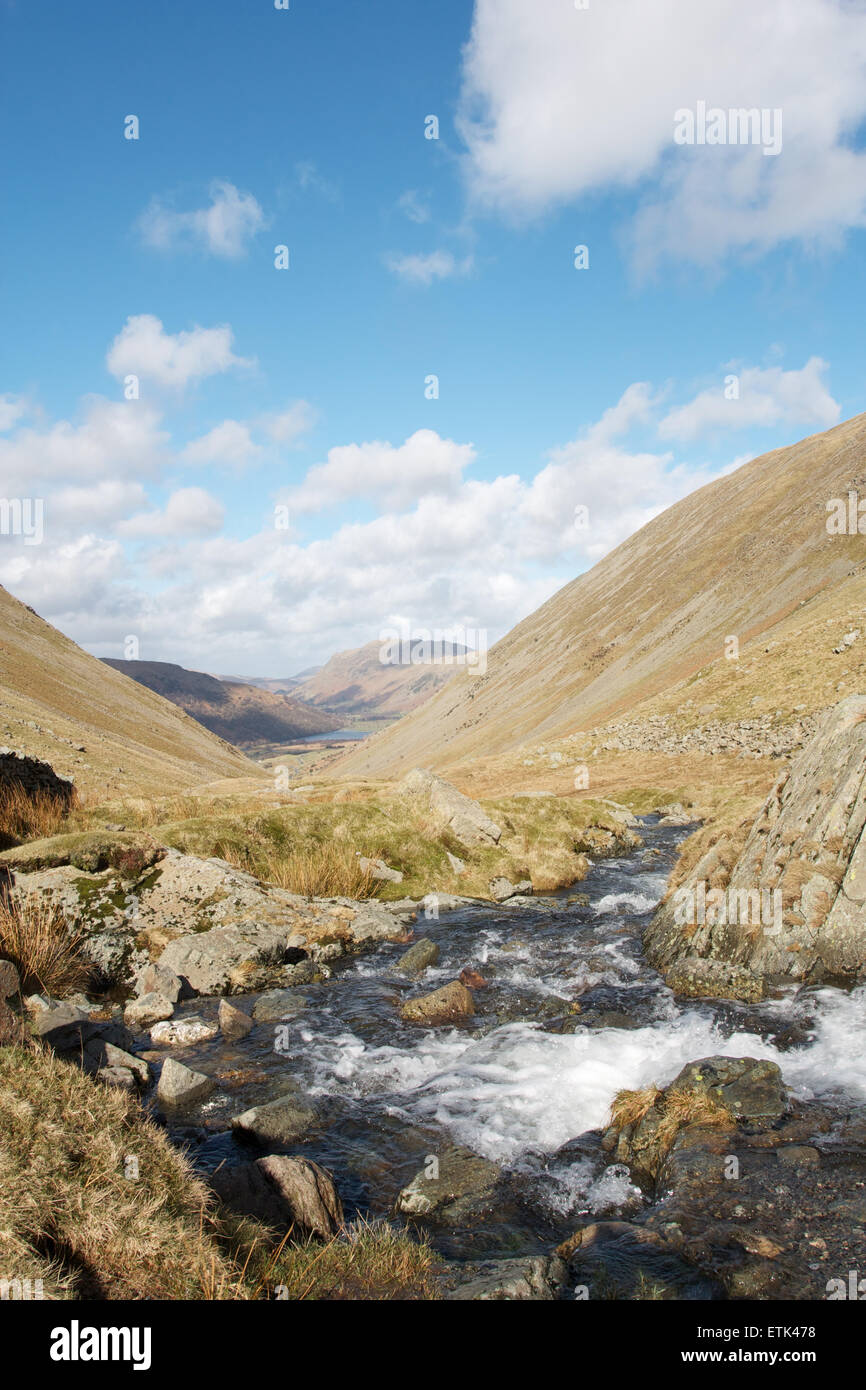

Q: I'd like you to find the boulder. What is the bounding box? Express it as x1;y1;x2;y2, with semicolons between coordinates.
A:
358;856;403;884
489;877;517;902
400;980;474;1026
646;697;866;991
231;1092;319;1146
218;998;253;1040
399;768;502;848
157;1057;216;1108
124;992;174;1028
396;938;439;976
211;1156;343;1237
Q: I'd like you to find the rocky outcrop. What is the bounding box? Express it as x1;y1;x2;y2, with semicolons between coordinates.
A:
398;769;502;848
1;837;410;994
646;697;866;996
591;713;817;760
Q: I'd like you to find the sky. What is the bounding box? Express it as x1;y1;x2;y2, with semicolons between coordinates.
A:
1;0;865;676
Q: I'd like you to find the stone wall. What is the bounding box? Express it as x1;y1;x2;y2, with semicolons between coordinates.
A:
0;748;76;805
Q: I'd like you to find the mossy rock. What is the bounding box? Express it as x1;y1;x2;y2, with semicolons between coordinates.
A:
0;830;164;875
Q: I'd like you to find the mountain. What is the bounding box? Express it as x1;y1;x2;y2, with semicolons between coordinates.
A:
295;639;469;718
216;674;303;695
334;413;866;779
102;660;343;748
0;586;257;799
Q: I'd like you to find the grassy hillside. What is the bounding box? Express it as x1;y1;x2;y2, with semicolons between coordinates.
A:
0;585;261;800
334;413;866;780
102;659;342;748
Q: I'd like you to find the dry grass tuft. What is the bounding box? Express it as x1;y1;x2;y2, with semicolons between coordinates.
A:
0;894;90;997
259;1218;441;1301
0;783;78;843
214;839;379;899
609;1084;663;1132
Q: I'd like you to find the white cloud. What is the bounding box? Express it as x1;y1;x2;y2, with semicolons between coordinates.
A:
0;395;27;432
118;488;225;538
397;189;431;224
0;399;168;493
284;429;476;514
261;401;317;445
182;420;261;469
106;315;254;391
658;357;840;441
138;180;265;258
384;250;474;285
457;0;866;268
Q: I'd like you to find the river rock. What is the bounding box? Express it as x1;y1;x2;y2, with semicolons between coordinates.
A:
157;1057;216;1108
211;1156;343;1237
400;980;474;1026
252;990;306;1022
646;697;866;993
489;877;517;902
218;998;253;1040
124;992;174;1028
558;1221;723;1300
134;961;182;1003
397;1145;501;1222
82;1039;151;1085
98;1066;137;1090
150;1016;218;1046
32;1002;134;1055
399;768;502;848
396;938;439;976
444;1255;568;1301
231;1092;319;1145
664;956;766;1003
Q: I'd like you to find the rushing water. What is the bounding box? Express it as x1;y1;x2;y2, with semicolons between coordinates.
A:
166;817;866;1256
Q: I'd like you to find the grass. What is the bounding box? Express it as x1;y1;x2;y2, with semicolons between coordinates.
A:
214;837;379;899
0;1045;440;1300
260;1219;441;1301
608;1080;735;1175
0;783;78;845
59;786;643;901
0;893;90;997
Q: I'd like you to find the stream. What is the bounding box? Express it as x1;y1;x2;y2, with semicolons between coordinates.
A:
157;816;866;1263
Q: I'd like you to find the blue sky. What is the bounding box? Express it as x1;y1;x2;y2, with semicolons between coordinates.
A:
1;0;865;675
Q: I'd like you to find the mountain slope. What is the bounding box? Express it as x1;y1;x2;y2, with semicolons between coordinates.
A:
334;413;866;779
297;640;467;717
102;660;342;747
0;587;259;799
